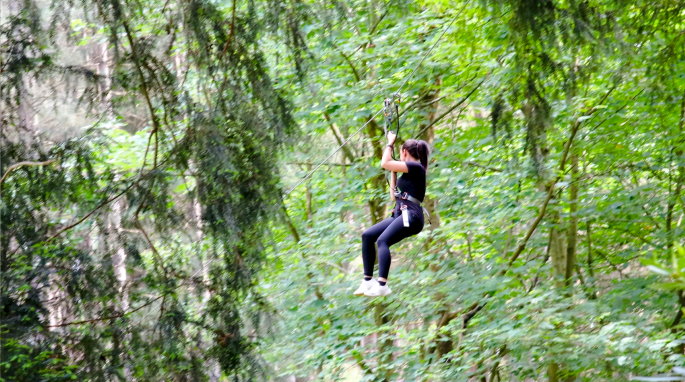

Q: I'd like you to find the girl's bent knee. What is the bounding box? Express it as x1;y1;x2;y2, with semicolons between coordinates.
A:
377;239;389;249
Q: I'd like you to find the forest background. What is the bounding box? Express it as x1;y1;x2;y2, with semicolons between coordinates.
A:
2;0;685;381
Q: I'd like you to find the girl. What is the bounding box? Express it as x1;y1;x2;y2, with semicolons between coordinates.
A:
354;131;430;297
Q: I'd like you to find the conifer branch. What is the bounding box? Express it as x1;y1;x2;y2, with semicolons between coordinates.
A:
136;219;169;275
46;295;164;327
45;159;169;243
45;185;134;243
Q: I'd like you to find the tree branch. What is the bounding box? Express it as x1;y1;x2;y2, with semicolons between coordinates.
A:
463;161;503;173
45;183;135;243
220;0;237;57
462;302;484;328
332;42;361;82
670;290;685;329
280;202;300;243
505;85;617;271
47;295;164;327
1;160;55;186
413;76;486;139
351;350;374;376
119;9;162;140
323;113;357;162
45;157;170;243
136;219;168;274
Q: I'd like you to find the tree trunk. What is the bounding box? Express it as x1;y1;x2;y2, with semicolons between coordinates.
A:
375;303;394;382
667;89;685;250
193;199;211;303
110;199;132;379
97;40;112;112
548;362;559;382
435;310;459;359
586;220;594;278
305;163;314;226
549;219;566;288
565;153;578;286
110;199;129;311
668;90;685;343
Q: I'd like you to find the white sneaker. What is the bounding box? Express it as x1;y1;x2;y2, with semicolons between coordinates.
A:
364;283;391;297
353;279;378;296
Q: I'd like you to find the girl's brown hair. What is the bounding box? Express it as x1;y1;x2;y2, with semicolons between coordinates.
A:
401;139;430;170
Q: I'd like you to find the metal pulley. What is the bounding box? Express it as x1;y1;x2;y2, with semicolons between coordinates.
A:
382;96;401;138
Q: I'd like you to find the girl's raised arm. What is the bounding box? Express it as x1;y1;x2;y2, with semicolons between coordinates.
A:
381;132;409;173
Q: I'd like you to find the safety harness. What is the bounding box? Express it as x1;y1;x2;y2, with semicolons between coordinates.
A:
394;191;422;205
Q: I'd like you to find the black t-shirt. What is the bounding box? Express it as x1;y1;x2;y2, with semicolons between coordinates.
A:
397;161;426;202
393;161;426;222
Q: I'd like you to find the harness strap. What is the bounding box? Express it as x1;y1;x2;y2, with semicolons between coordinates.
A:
394;191;432;225
395;191;422;205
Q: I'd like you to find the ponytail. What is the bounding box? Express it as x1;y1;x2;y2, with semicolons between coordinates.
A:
402;139;431;170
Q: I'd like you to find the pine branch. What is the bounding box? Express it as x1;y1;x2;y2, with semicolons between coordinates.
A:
45;184;134;243
45;159;169;243
136;219;169;275
46;295;164;327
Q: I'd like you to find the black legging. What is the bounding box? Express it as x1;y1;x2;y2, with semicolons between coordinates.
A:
362;215;423;279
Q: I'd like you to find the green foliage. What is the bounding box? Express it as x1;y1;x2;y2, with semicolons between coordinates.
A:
3;0;685;381
263;0;685;381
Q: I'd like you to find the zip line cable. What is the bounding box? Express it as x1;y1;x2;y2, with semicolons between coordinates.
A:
285;108;385;196
285;3;470;197
391;0;471;100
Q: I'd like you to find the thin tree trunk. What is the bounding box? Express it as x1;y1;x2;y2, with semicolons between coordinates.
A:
97;40;112;112
549;220;566;288
667;90;685;250
305;163;313;226
17;75;32;132
586;220;594;278
565;153;578;285
366;117;388;224
110;199;131;379
549;362;559;382
281;203;301;243
668;90;685;340
466;231;473;261
193;199;211;303
111;199;129;311
375;303;394;382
